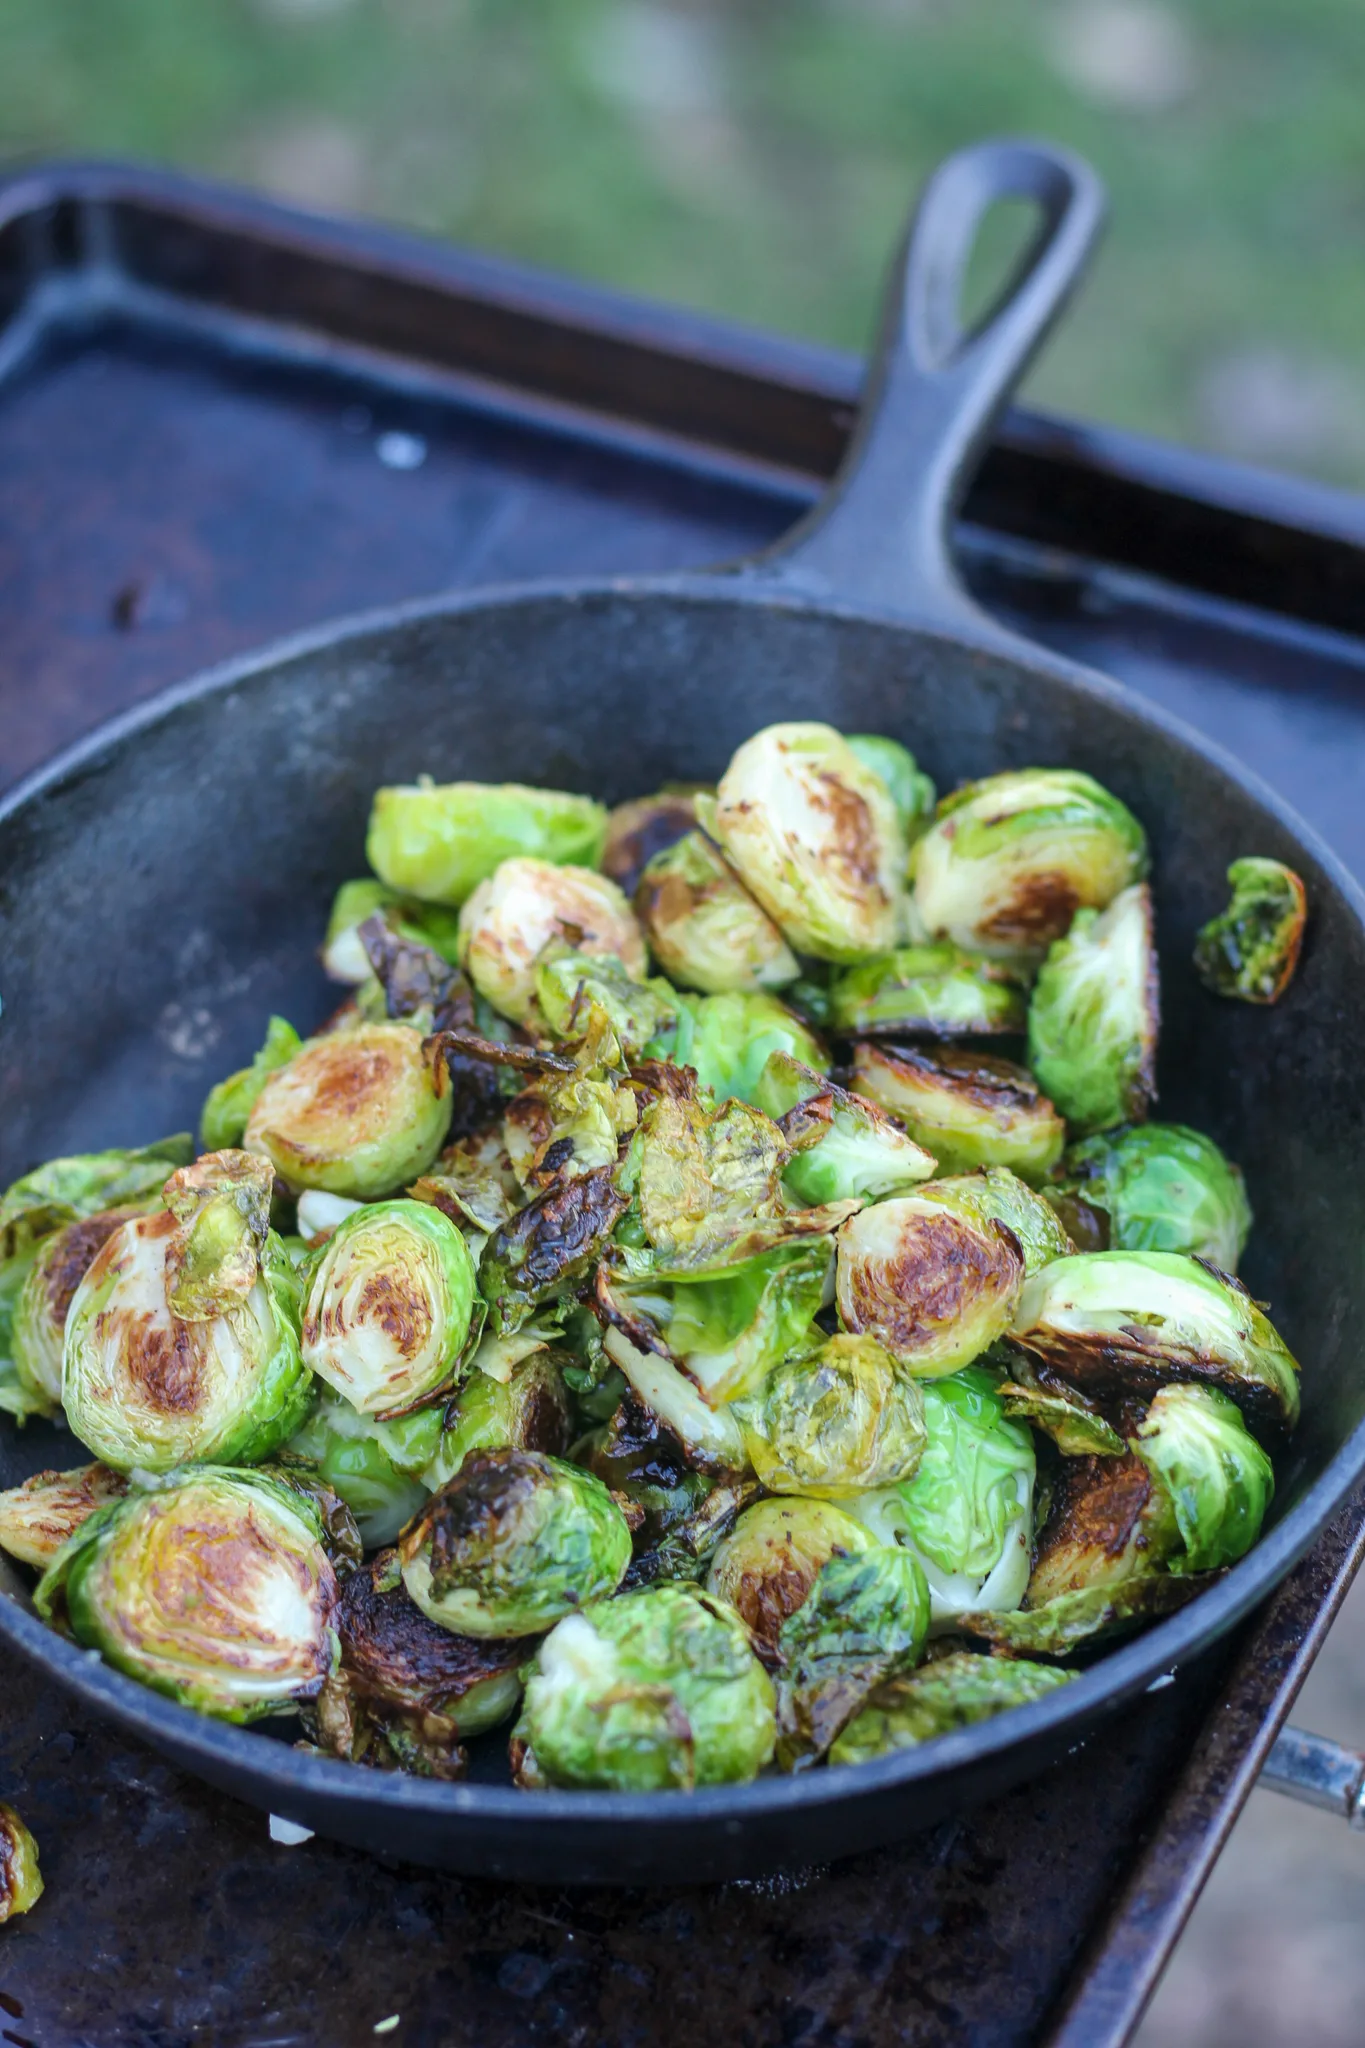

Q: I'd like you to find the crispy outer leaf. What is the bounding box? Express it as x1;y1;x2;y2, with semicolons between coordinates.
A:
957;1572;1215;1657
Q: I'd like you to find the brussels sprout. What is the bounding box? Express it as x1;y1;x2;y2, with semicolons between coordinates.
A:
287;1386;444;1548
851;1043;1065;1186
0;1134;193;1263
1028;885;1159;1135
479;1164;628;1337
913;1167;1073;1277
648;990;828;1108
199;1016;303;1151
775;1546;931;1769
706;1496;875;1652
1132;1383;1274;1572
244;1021;454;1197
11;1204;150;1414
399;1448;631;1638
601;790;700;898
829;945;1028;1038
1010;1249;1301;1432
959;1573;1209;1657
1194;857;1307;1005
630;1479;757;1587
0;1251;43;1424
457;860;644;1024
996;1358;1126;1456
1057;1123;1252;1274
705;721;907;961
367;779;608;906
754;1051;936;1205
835;1194;1025;1376
322;878;462;984
422;1350;574;1490
1026;1451;1181;1608
636;1088;785;1264
0;1461;130;1570
635;831;799;994
736;1333;927;1498
36;1467;339;1721
512;1581;775;1790
845;734;936;841
63;1211;310;1473
535;951;677;1055
0;1805;43;1923
301;1199;477;1417
829;1652;1074;1767
911;768;1147;959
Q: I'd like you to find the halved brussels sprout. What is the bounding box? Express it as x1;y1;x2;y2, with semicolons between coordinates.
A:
829;1652;1073;1767
845;734;936;842
399;1448;631;1638
754;1051;936;1205
422;1349;574;1490
960;1573;1210;1657
835;1193;1025;1376
600;790;699;898
706;721;907;961
535;951;677;1055
1132;1382;1274;1572
1028;885;1159;1135
705;1496;875;1652
36;1467;339;1721
0;1804;43;1923
457;860;644;1024
829;945;1028;1038
775;1545;931;1770
912;768;1147;958
479;1164;628;1338
1010;1249;1301;1432
647;989;828;1108
63;1211;310;1473
287;1386;443;1548
851;1043;1065;1186
11;1204;150;1414
322;878;462;985
367;779;608;906
244;1021;453;1197
512;1581;775;1790
1057;1123;1252;1274
635;831;799;994
0;1461;129;1570
1026;1450;1180;1608
913;1167;1073;1276
159;1150;277;1321
736;1333;927;1498
301;1199;477;1417
200;1016;302;1152
996;1358;1126;1456
1194;857;1307;1005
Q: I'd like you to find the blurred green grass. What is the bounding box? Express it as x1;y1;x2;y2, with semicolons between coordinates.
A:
3;0;1365;484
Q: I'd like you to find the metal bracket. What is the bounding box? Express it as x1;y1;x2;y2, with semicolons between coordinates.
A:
1260;1726;1365;1825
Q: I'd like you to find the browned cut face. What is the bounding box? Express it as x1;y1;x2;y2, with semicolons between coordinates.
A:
356;1271;432;1360
1026;1451;1173;1606
119;1318;208;1414
814;768;886;899
42;1209;138;1329
843;1212;1020;1353
336;1551;532;1713
0;1463;129;1569
978;871;1081;949
309;1041;403;1121
601;793;697;897
723;1543;824;1655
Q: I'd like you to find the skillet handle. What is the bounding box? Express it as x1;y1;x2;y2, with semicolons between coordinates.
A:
758;137;1105;633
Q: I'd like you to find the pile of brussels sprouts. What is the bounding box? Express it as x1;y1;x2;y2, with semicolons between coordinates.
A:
0;724;1308;1793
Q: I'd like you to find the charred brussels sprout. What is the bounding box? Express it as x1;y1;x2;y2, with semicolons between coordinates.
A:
775;1545;931;1769
1010;1249;1301;1432
399;1448;631;1638
736;1333;927;1498
706;1496;875;1652
288;1387;443;1548
200;1016;302;1151
1028;885;1159;1134
1194;857;1307;1005
12;1204;150;1414
0;1805;43;1923
600;790;699;897
829;945;1028;1038
1132;1383;1274;1571
650;989;827;1107
0;1461;129;1570
457;859;644;1024
852;1043;1065;1186
36;1467;338;1721
830;1652;1073;1766
513;1581;775;1790
836;1193;1025;1375
959;1574;1210;1656
914;1167;1073;1276
706;721;906;961
479;1164;628;1337
1026;1450;1180;1607
367;779;608;906
244;1022;453;1197
845;734;936;842
300;1199;476;1417
912;768;1147;959
1057;1123;1252;1273
754;1051;935;1205
635;830;799;993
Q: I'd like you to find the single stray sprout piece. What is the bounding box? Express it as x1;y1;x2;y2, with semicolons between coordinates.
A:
753;1051;935;1205
0;1461;130;1570
301;1199;477;1416
1194;857;1307;1004
512;1581;775;1790
836;1193;1024;1376
830;1652;1074;1767
599;1321;749;1473
852;1042;1065;1186
649;989;827;1108
245;1021;453;1197
912;767;1147;958
775;1545;931;1769
635;830;799;993
457;859;644;1023
1132;1383;1274;1572
1057;1123;1252;1274
600;790;699;897
705;1496;875;1652
1028;884;1159;1134
200;1016;302;1151
479;1164;627;1338
736;1333;927;1498
535;951;676;1055
996;1359;1126;1456
0;1803;43;1923
367;779;608;907
829;944;1028;1038
845;734;936;841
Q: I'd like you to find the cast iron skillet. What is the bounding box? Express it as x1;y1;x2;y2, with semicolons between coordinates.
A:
4;139;1365;1886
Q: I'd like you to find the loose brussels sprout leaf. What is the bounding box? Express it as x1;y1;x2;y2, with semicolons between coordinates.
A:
601;790;699;898
535;951;677;1056
322;879;463;985
754;1051;936;1205
0;1804;43;1923
577;1393;712;1560
635;831;799;994
399;1448;631;1639
301;1199;477;1416
913;1167;1073;1277
912;768;1147;959
356;913;471;1035
457;859;644;1024
736;1332;927;1498
160;1150;275;1321
599;1323;749;1474
367;779;608;907
775;1546;932;1769
1194;857;1307;1005
1058;1123;1252;1274
199;1017;303;1152
64;1214;311;1473
852;1043;1065;1186
0;1246;45;1423
707;721;907;961
1026;1450;1180;1607
12;1205;148;1413
836;1194;1024;1376
602;1240;831;1407
845;734;936;842
830;944;1028;1039
512;1581;775;1790
287;1386;444;1548
1132;1383;1274;1572
37;1467;339;1721
422;1350;574;1491
466;1308;567;1386
1028;885;1159;1136
479;1164;627;1338
244;1021;454;1198
706;1496;875;1653
498;1008;639;1189
637;1090;785;1263
997;1358;1126;1456
0;1133;193;1264
629;1479;757;1588
958;1573;1212;1657
1010;1249;1301;1433
830;1652;1074;1766
646;990;828;1108
0;1461;130;1570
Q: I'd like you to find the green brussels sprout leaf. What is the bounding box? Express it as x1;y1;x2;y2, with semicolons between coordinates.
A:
754;1051;936;1204
829;945;1029;1038
1056;1123;1252;1274
200;1017;303;1152
958;1572;1215;1658
996;1358;1126;1456
0;1134;193;1264
845;733;936;841
829;1651;1074;1766
644;990;828;1108
1131;1383;1274;1571
774;1545;931;1770
1028;885;1159;1135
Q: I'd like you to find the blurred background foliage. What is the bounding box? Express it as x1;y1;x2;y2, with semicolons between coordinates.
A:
3;0;1365;482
